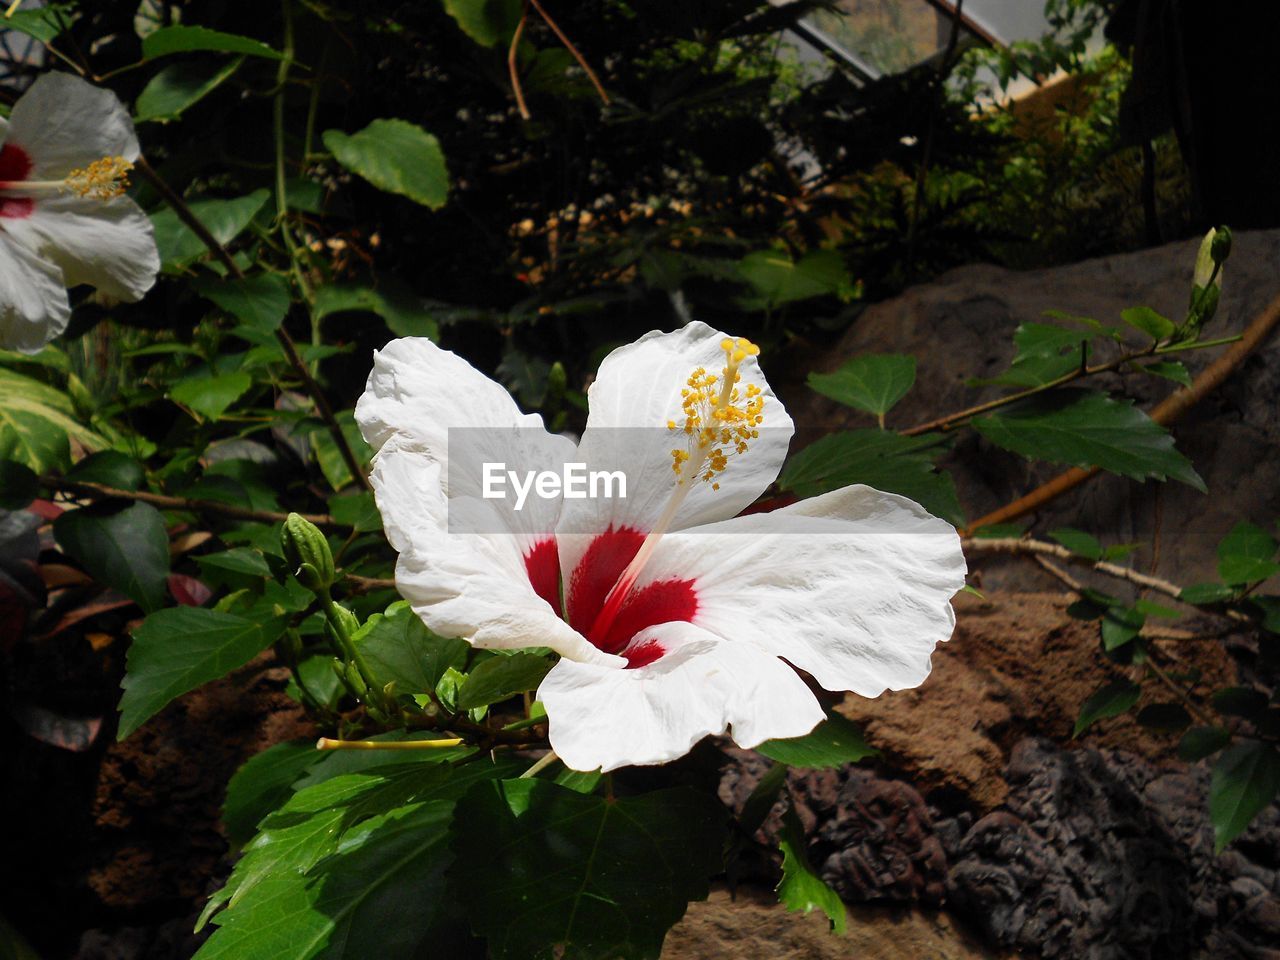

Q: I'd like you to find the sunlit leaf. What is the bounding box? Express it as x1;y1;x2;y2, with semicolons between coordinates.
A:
807;354;915;418
150;190;271;268
170;372;253;421
776;803;845;934
355;602;469;695
323;120;449;209
757;712;877;768
142;25;285;60
456;652;552;711
135;57;244;123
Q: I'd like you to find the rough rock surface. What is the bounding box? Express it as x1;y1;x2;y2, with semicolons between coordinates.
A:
783;228;1280;588
663;886;1003;960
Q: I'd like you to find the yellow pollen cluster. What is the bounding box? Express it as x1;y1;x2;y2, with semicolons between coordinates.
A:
66;156;133;200
669;337;765;489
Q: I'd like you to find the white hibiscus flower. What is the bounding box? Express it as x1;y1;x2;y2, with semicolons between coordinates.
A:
356;322;965;772
0;72;160;353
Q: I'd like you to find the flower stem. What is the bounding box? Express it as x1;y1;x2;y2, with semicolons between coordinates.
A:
519;750;559;778
317;736;464;751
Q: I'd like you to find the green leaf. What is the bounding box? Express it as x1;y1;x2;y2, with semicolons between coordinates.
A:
1136;703;1191;732
222;741;321;847
1141;361;1192;387
66;450;144;490
327;492;382;533
1048;527;1103;561
1012;321;1092;361
1211;686;1269;721
135;57;244;123
776;803;845;934
0;909;41;960
778;430;963;526
1100;605;1144;651
972;390;1205;491
54;501;170;613
313;284;438;340
1073;679;1141;736
119;607;288;738
142;25;286;60
440;0;523;46
193;274;292;334
0;460;37;510
1179;582;1236;605
1121;306;1176;342
807;354;915;419
354;602;468;695
1178;725;1230;762
456;652;553;711
970;351;1080;389
197;800;456;960
0;367;103;472
756;712;877;768
451;779;726;960
170;372;253;421
310;411;371;492
150;190;271;268
3;2;77;42
1210;741;1280;851
737;248;852;308
196;548;273;579
1217;522;1280;585
322;120;449;209
202;758;517;929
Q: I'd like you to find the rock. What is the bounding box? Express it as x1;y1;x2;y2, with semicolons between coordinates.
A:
784;228;1280;589
662;885;1005;960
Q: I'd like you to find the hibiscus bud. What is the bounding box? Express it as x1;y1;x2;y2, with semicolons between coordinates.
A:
1210;225;1232;265
281;513;335;590
326;602;361;640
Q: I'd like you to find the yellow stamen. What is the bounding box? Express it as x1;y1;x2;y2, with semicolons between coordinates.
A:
669;337;765;486
66;156;133;200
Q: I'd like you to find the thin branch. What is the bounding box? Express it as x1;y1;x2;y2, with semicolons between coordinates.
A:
1144;655;1214;726
509;0;531;120
964;291;1280;533
342;573;397;594
528;0;610;107
43;476;340;528
133;158;372;494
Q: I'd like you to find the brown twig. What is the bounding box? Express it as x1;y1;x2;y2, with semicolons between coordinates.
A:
1144;654;1214;726
44;476;339;528
134;157;372;494
528;0;610;107
342;573;398;594
964;291;1280;534
508;0;531;120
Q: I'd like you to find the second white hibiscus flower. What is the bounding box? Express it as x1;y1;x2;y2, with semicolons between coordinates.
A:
356;322;965;772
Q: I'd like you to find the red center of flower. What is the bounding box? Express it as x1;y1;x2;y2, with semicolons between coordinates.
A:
0;143;33;219
522;525;697;667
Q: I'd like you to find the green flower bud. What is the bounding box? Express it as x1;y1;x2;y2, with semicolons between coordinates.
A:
1210;225;1232;265
546;361;567;404
344;662;368;697
281;513;335;591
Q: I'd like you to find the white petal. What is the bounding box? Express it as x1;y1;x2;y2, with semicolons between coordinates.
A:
539;621;823;772
2;194;158;301
633;485;966;698
370;444;620;667
0;233;69;353
556;321;793;576
356;336;576;542
5;73;140;179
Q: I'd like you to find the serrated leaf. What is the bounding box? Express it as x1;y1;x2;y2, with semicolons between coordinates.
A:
170;372;253;421
778;430;963;526
1210;741;1280;851
193;274;292;334
456;652;552;711
54;501;170;613
1141;361;1192;387
222;741;322;847
1179;725;1230;762
150;190;270;268
776;803;845;934
119;607;288;738
969;350;1080;389
1048;527;1102;561
313;284;438;340
135;57;244;123
972;390;1205;490
327;492;382;533
756;712;877;768
1179;582;1236;605
3;2;77;42
196;548;273;578
1012;321;1092;362
451;779;726;960
354;602;468;695
310;411;371;491
0;367;103;472
737;248;851;308
323;120;449;209
1217;522;1280;585
1121;306;1176;342
142;25;285;60
1074;679;1140;736
440;0;523;46
807;354;915;419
